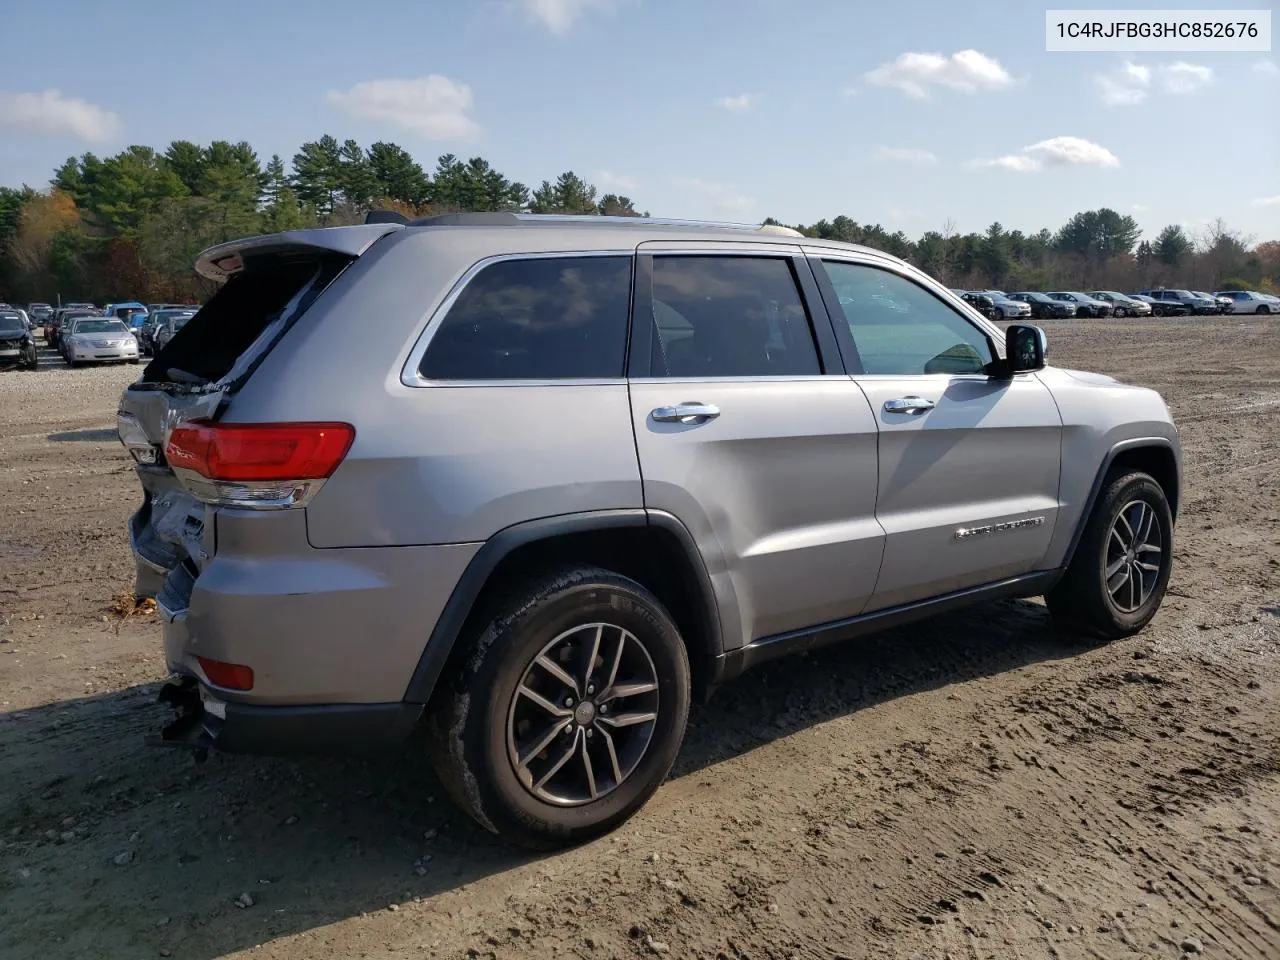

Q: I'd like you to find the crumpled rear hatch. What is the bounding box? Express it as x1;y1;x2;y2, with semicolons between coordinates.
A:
115;224;399;608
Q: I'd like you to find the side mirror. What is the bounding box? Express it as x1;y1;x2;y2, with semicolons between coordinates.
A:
1005;323;1047;373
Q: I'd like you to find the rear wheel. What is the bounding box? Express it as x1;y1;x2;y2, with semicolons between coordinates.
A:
426;565;691;849
1046;470;1173;639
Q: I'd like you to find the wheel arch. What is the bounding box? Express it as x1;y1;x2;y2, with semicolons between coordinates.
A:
402;509;724;706
1059;438;1181;574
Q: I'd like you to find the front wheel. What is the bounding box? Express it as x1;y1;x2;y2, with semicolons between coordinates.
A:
1259;305;1271;315
427;566;691;848
1045;470;1173;639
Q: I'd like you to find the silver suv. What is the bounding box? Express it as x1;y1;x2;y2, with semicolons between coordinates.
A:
118;213;1181;847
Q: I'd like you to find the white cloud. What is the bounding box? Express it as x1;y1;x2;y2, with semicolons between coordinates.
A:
678;178;755;217
0;89;120;142
714;93;752;111
1095;61;1151;106
1132;203;1149;212
1253;59;1280;76
863;50;1013;98
517;0;614;34
1159;62;1213;94
326;76;479;140
596;170;639;192
1254;195;1280;207
971;154;1043;173
873;146;937;163
1095;60;1213;105
970;136;1119;173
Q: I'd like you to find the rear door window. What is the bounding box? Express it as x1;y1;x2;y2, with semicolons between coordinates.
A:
419;256;632;380
645;256;821;378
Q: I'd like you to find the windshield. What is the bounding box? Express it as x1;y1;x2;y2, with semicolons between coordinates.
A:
72;319;130;335
0;315;25;334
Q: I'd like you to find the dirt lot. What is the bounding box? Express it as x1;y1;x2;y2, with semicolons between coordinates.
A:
1;317;1277;960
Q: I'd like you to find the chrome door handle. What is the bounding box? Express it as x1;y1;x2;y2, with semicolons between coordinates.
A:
883;396;936;415
652;402;721;423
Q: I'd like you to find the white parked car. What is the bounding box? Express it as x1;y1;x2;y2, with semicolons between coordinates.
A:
1212;291;1275;315
61;318;140;367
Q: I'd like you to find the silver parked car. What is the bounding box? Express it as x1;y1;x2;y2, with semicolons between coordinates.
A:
119;213;1181;847
63;317;139;366
1089;291;1152;317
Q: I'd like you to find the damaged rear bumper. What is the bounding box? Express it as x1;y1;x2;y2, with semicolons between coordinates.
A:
154;675;423;757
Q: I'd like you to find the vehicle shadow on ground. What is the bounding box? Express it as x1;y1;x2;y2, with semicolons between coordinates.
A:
47;428;120;443
0;597;1095;959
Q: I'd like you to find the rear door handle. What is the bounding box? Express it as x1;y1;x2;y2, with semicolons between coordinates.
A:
883;396;936;415
652;402;721;423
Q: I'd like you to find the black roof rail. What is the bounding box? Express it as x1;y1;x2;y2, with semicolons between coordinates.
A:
365;209;410;225
409;212;524;227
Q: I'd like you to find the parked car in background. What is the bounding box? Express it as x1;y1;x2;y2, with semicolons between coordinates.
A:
959;291;997;318
27;303;53;326
149;308;198;353
1213;290;1274;314
65;302;97;310
1190;291;1231;314
1047;292;1114;318
103;302;150;334
0;310;39;370
0;312;38;368
1135;289;1217;315
47;307;98;348
61;317;139;366
1089;292;1152;317
981;292;1032;319
1006;292;1077;319
1128;294;1184;317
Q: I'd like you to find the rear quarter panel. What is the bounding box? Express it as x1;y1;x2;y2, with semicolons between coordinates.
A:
226;228;644;547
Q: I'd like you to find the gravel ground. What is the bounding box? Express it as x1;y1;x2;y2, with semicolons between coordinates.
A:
0;320;1277;960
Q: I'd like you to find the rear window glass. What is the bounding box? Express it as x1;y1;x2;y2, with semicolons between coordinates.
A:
0;315;24;334
144;255;349;386
419;256;632;380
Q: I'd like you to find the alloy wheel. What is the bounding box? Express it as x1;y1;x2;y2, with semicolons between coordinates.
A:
1105;499;1164;613
506;622;660;806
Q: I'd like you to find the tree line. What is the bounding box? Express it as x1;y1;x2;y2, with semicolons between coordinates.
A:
0;135;1275;303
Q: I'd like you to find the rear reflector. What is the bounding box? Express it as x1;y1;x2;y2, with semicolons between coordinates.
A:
166;420;355;482
196;656;255;691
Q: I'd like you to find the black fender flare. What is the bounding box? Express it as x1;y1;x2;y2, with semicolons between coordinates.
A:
1054;436;1180;580
401;508;723;705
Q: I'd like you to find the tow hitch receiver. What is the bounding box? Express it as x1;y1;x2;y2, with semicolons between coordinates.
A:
152;675;218;762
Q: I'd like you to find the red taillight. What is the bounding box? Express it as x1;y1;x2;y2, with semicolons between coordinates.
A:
166;420;354;482
197;656;255;691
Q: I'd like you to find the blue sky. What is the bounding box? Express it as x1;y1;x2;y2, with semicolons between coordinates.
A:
1;0;1277;240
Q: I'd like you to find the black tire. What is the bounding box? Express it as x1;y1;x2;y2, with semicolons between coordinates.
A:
1259;305;1271;315
426;565;691;849
129;358;139;365
1045;470;1173;639
1114;307;1127;318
